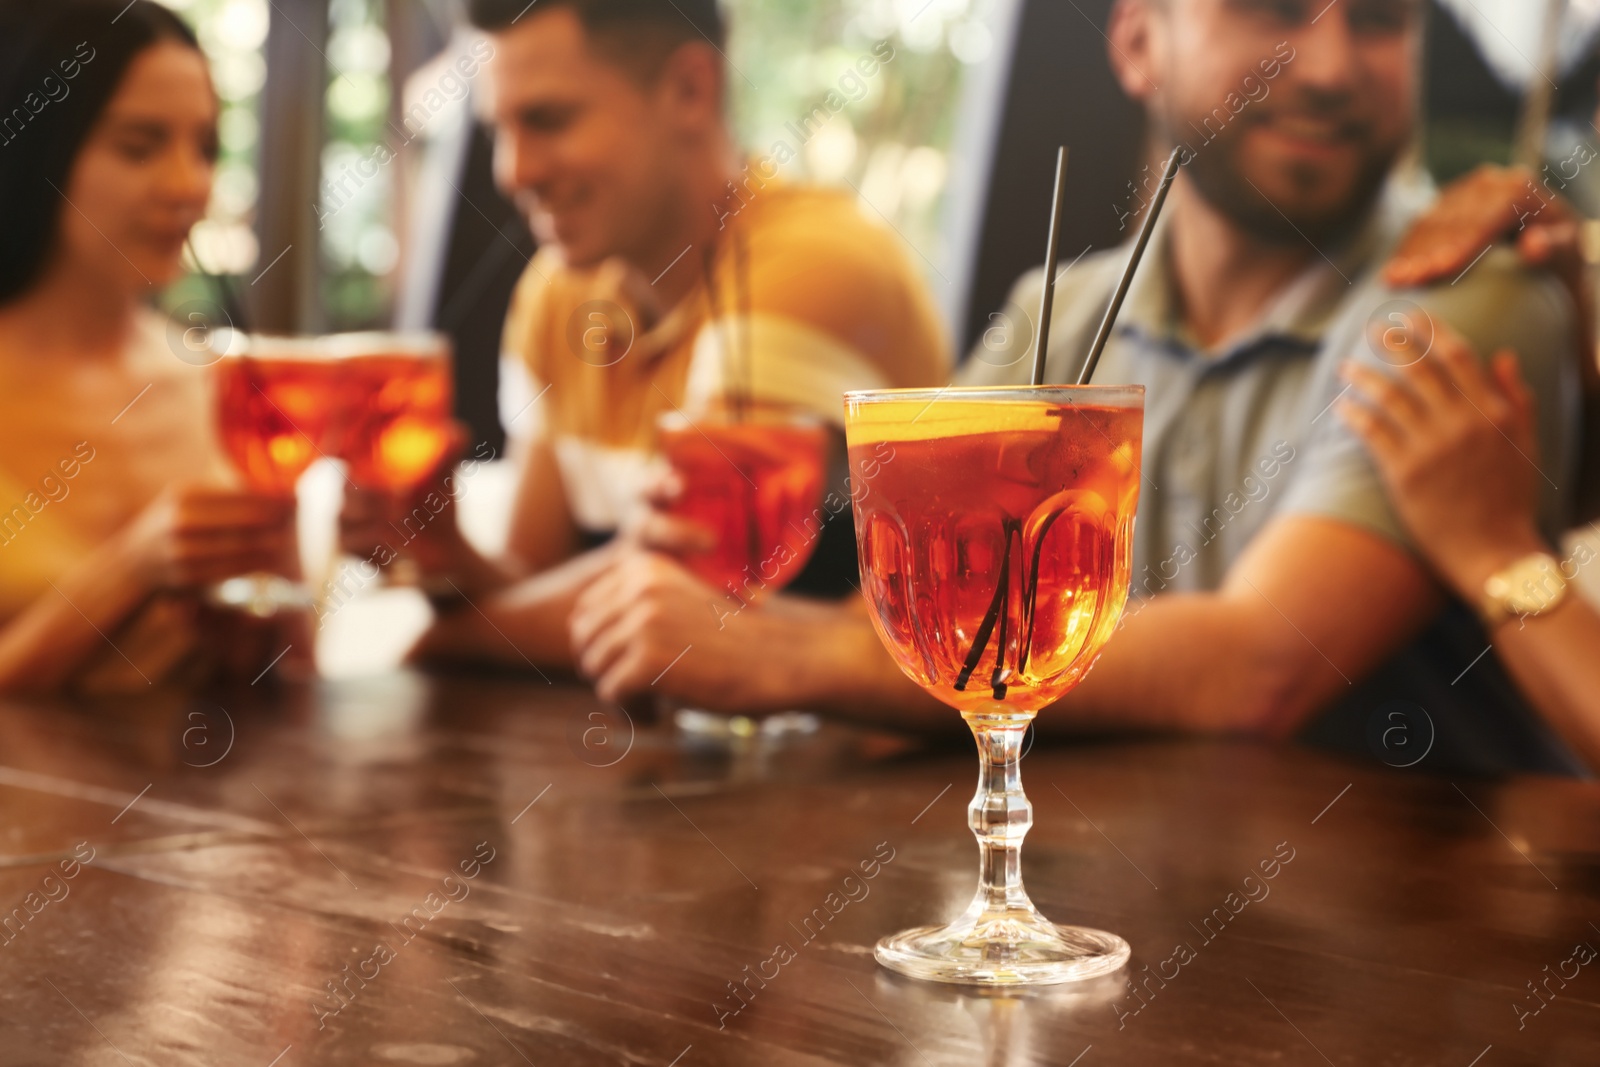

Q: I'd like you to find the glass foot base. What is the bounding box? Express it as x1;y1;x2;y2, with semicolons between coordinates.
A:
673;708;821;743
207;574;313;619
875;911;1130;986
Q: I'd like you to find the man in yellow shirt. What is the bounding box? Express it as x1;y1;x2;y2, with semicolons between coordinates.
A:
397;0;949;669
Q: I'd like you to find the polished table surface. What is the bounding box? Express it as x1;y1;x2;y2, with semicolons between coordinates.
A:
0;673;1597;1066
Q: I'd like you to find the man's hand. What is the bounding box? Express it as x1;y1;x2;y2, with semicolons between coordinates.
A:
619;467;716;557
569;550;776;711
1336;322;1547;601
565;548;948;730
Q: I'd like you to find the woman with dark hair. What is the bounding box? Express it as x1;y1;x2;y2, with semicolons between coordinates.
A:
0;0;298;694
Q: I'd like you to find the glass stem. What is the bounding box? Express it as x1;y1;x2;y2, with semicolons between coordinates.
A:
965;714;1036;917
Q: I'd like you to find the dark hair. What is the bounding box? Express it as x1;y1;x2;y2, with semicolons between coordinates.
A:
0;0;202;304
467;0;727;66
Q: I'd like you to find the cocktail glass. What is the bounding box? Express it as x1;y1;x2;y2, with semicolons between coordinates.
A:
656;407;828;740
329;332;455;587
330;332;455;493
656;408;828;595
211;334;342;616
844;384;1144;985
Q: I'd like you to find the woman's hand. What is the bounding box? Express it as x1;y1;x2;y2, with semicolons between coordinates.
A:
1335;322;1549;601
123;484;297;591
1383;163;1594;381
1383;164;1583;287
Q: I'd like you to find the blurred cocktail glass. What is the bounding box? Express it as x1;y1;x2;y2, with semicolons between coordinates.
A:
657;408;827;595
845;384;1144;984
332;332;455;493
656;407;828;740
211;334;341;616
330;332;455;587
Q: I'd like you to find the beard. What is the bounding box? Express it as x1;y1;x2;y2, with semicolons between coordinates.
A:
1153;87;1406;249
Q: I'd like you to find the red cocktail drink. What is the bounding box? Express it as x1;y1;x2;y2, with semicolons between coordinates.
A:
845;385;1144;986
850;394;1141;715
331;333;454;492
216;342;341;494
211;335;343;615
657;411;827;598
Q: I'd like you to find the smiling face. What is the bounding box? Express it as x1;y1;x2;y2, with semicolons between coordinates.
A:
55;40;217;292
484;6;723;270
1112;0;1419;245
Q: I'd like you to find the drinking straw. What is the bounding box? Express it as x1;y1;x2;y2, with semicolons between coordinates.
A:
183;236;251;335
956;147;1183;698
1030;147;1070;387
733;228;752;423
701;233;756;423
701;247;740;419
1077;146;1183;386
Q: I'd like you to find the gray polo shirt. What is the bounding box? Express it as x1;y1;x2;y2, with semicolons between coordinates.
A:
960;181;1584;775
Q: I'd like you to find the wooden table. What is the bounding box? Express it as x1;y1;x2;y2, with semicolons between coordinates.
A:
0;674;1596;1065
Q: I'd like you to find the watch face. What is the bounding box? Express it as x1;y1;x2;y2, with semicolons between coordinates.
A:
1498;555;1564;615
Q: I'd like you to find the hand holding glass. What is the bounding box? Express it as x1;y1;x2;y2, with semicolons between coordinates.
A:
655;408;827;597
211;335;341;616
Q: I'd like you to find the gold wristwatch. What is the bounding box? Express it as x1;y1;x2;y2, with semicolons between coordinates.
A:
1479;552;1569;630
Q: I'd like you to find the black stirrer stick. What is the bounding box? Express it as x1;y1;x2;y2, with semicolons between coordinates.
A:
1030;146;1069;386
184;236;251;336
734;228;752;423
1076;146;1183;386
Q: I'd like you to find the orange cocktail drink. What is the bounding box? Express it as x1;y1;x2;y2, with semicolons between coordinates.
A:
212;335;344;615
657;410;827;597
845;384;1144;986
217;339;341;495
848;389;1142;715
331;333;454;492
